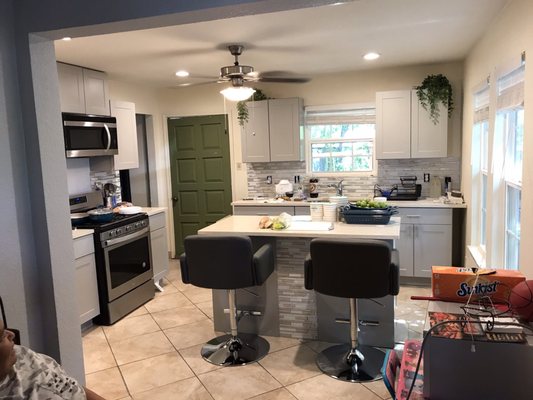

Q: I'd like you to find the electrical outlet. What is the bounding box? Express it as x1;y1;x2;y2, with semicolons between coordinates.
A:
424;173;430;182
266;175;272;184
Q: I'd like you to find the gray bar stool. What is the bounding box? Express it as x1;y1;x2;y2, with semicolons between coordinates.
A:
180;235;274;366
304;238;399;382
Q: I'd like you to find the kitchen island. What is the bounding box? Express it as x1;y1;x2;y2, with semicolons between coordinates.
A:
198;215;400;347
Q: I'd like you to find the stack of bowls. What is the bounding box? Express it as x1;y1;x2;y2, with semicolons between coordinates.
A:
328;196;349;207
323;203;338;222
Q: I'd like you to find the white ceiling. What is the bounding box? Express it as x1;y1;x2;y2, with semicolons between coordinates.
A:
54;0;508;89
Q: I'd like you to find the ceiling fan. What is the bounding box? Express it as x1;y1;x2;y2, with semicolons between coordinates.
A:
218;44;311;87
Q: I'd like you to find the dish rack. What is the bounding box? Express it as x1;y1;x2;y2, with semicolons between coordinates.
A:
374;176;421;201
341;205;399;225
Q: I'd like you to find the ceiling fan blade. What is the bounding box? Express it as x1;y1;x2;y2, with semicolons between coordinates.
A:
253;70;311;83
257;76;310;83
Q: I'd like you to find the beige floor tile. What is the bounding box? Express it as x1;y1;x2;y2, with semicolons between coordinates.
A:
110;331;175;365
86;367;129;400
249;388;298;400
82;327;117;374
196;300;214;319
286;374;382;400
182;286;213;304
198;363;281;400
125;305;149;319
363;380;393;399
164;319;218;350
120;351;194;394
144;292;193;313
259;345;321;386
132;377;214;400
262;335;302;353
103;314;160;343
179;344;223;375
151;304;208;330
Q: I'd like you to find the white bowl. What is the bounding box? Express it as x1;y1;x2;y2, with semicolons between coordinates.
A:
374;197;387;202
328;196;349;205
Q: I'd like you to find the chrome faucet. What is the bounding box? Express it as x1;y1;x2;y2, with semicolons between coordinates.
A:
328;179;344;196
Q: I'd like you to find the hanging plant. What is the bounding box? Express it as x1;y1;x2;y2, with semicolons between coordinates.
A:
416;74;454;125
237;89;269;126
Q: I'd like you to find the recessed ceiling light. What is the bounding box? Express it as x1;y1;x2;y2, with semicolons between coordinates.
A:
177;83;191;87
175;70;190;77
330;2;345;5
363;52;380;61
62;37;72;41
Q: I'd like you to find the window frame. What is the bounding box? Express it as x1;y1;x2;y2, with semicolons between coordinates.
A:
304;103;377;177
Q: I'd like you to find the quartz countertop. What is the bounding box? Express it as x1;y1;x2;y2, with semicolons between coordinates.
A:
140;207;167;216
232;198;466;208
72;228;94;240
199;215;400;240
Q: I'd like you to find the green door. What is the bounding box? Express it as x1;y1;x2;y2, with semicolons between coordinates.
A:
168;115;232;255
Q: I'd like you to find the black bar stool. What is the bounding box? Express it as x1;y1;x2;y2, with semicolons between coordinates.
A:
304;238;399;382
180;235;274;366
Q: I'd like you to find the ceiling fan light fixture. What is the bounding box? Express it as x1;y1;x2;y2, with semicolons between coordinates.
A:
220;86;256;102
363;52;380;61
175;70;190;77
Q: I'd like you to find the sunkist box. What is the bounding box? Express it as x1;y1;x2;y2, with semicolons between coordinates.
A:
432;266;525;303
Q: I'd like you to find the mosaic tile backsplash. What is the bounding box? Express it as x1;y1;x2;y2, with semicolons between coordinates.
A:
246;157;461;200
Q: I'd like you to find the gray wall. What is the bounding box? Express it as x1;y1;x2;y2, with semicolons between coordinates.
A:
2;0;338;381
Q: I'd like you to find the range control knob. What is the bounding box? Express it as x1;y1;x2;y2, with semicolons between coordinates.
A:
116;228;122;235
109;231;115;237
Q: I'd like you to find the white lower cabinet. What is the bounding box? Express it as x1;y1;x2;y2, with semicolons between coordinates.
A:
73;234;100;324
397;208;452;278
149;211;168;287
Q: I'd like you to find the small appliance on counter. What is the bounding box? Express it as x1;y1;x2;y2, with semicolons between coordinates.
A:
374;176;422;201
275;179;293;196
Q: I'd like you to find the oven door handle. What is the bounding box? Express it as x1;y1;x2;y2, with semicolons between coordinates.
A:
103;227;149;248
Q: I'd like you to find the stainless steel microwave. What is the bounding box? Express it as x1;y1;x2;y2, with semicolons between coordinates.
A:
63;113;118;158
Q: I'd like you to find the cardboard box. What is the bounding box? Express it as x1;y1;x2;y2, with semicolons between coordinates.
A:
431;266;525;303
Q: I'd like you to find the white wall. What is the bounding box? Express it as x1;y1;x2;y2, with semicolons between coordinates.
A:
462;0;532;278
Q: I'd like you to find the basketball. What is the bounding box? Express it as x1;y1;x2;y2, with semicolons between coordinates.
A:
509;280;533;322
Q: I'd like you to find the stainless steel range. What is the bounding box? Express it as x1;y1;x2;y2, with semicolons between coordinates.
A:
70;192;154;325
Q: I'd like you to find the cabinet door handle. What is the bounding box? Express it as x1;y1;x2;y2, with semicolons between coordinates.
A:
252;131;256;136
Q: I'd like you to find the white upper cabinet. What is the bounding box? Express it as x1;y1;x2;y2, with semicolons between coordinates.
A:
376;90;447;159
57;62;110;115
241;98;303;163
376;90;412;159
410;91;448;158
110;100;139;170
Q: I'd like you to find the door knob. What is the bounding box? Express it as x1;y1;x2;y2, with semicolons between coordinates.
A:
172;197;178;202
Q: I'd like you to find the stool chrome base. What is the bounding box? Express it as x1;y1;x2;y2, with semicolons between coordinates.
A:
201;333;270;366
316;343;385;382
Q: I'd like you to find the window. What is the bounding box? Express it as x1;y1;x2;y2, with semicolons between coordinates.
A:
472;85;489;248
470;56;525;271
496;62;524;270
305;105;375;174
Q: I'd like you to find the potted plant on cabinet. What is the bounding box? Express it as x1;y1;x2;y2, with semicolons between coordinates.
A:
416;74;454;124
237;89;269;126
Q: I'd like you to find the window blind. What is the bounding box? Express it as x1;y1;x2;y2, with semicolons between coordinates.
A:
497;64;525;110
305;107;375;125
473;86;490;123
